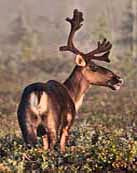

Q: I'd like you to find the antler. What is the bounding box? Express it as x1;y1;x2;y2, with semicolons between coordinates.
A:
85;38;112;62
59;9;84;55
60;9;112;63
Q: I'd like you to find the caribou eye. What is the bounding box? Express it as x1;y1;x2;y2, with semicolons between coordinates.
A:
90;64;98;72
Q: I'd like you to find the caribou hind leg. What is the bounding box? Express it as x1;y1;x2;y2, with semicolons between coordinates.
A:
23;124;38;146
17;103;40;147
18;113;38;146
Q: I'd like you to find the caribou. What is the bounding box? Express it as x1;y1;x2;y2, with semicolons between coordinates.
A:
17;9;123;152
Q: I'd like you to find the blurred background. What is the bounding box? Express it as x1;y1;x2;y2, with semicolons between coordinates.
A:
0;0;137;135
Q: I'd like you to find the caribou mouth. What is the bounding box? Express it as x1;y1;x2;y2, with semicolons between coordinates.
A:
109;78;124;91
112;83;122;90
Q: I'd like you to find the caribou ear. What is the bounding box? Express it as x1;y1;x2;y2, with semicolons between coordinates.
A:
75;54;86;67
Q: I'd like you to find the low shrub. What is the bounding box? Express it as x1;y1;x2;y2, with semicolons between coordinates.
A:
1;118;137;172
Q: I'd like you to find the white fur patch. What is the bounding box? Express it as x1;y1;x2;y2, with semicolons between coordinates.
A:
30;92;38;106
30;92;48;115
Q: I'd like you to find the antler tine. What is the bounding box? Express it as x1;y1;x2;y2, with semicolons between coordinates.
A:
86;38;112;62
59;9;84;55
87;38;112;55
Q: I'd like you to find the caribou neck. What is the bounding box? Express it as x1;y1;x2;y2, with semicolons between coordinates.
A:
63;66;90;111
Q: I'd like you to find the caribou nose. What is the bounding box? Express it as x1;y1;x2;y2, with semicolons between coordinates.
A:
116;76;124;84
118;78;124;85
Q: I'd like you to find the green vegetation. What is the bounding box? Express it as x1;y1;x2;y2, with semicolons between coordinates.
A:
1;116;137;172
